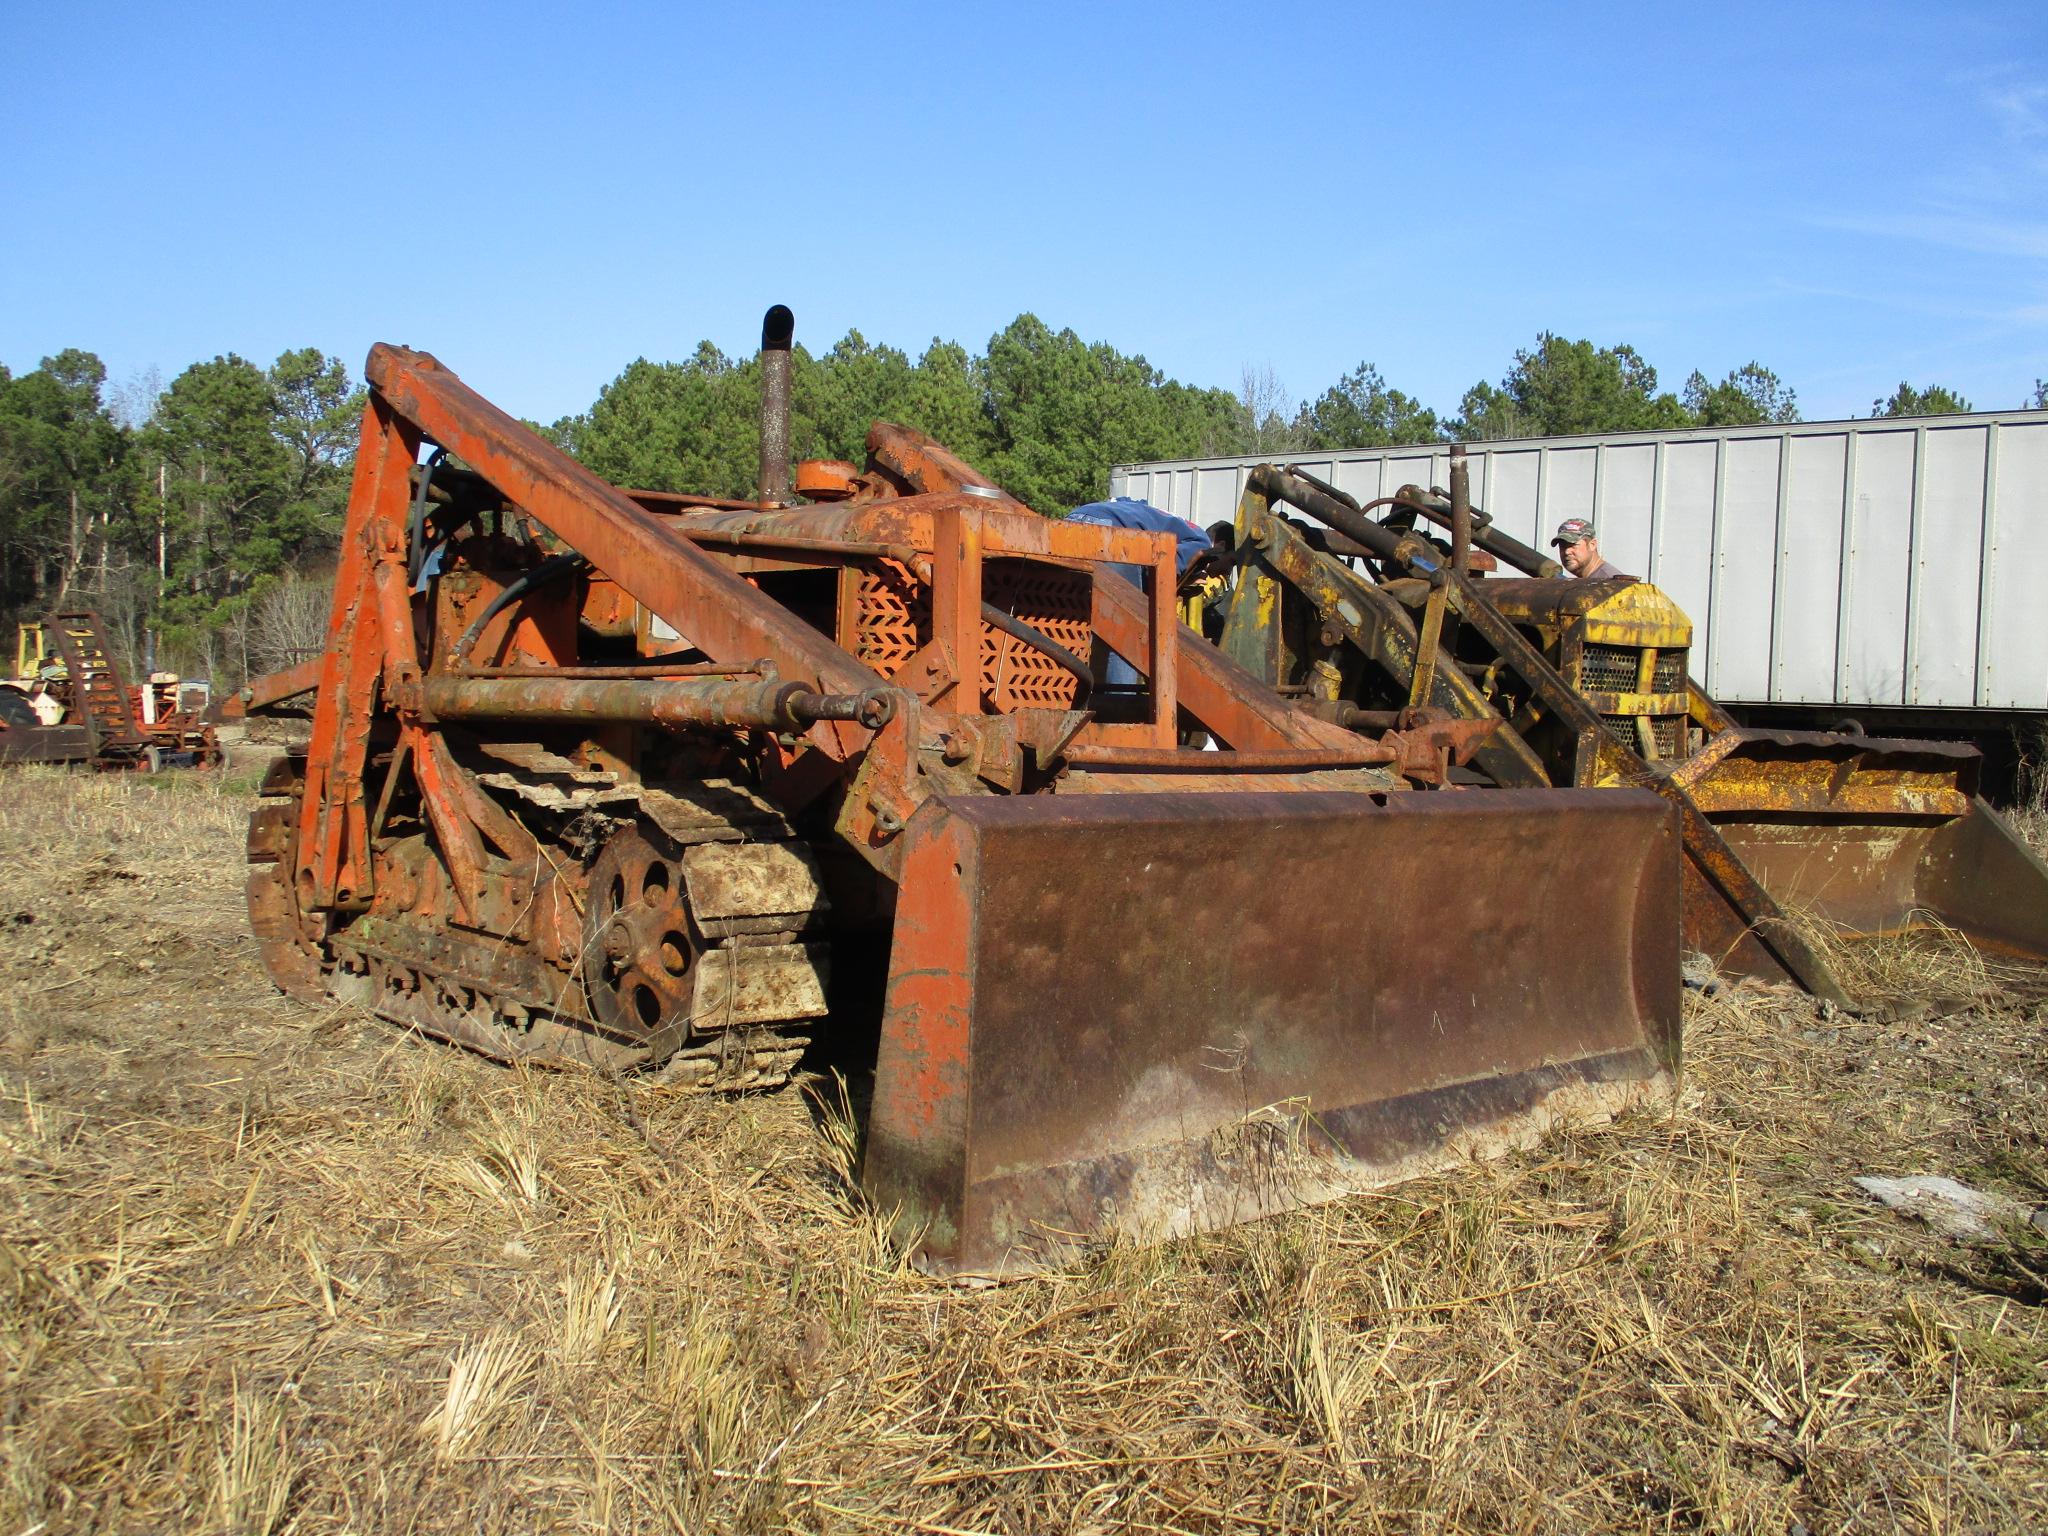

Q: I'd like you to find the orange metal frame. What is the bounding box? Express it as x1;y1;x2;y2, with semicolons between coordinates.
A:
288;345;1406;917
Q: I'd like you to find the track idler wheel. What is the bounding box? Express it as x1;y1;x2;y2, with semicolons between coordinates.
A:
244;753;325;1001
584;824;700;1044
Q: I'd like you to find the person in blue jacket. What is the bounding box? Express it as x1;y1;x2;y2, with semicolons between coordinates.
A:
1064;497;1211;689
1066;496;1212;582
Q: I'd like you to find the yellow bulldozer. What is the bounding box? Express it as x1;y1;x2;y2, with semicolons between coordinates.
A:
1207;460;2048;1004
0;612;220;770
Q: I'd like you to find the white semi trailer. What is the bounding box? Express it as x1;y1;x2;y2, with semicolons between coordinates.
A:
1113;411;2048;764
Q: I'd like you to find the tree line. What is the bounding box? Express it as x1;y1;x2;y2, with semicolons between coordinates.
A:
0;348;362;683
556;321;2041;516
3;321;2037;686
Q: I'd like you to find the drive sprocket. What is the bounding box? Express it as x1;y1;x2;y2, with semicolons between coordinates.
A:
584;823;699;1041
577;818;830;1090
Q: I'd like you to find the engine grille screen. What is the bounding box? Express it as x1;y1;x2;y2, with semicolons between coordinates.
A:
1601;713;1685;760
1580;643;1641;691
853;558;1092;711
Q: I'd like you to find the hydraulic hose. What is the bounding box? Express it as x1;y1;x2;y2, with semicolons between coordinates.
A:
1249;464;1438;576
1284;465;1560;578
450;552;588;665
405;447;450;585
981;601;1094;700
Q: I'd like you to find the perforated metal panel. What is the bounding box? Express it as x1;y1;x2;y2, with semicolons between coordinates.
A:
850;559;1090;711
1580;644;1640;692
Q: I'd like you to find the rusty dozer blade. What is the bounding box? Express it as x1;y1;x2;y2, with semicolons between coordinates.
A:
863;786;1683;1275
1677;728;2048;965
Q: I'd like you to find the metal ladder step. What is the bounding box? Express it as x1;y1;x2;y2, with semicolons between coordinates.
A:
51;612;143;749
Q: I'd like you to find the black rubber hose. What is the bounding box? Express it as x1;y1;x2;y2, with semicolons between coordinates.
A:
981;601;1093;702
451;553;588;665
406;447;450;585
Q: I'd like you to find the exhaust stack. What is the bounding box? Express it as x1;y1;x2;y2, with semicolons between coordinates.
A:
758;304;795;506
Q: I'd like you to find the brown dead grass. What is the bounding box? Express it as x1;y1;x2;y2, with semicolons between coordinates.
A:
2009;804;2048;864
2;768;2046;1534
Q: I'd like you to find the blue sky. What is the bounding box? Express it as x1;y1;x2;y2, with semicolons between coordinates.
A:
2;1;2043;430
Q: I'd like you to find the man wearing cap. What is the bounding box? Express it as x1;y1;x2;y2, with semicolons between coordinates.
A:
1550;518;1632;581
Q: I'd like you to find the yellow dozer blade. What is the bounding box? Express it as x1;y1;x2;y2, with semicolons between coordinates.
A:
863;786;1683;1275
1675;728;2048;965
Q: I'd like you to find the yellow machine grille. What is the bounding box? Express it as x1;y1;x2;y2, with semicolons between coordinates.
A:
1580;643;1640;691
1578;640;1690;762
1600;712;1685;760
1581;642;1689;695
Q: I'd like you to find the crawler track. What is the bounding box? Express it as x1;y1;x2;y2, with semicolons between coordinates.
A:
247;752;826;1091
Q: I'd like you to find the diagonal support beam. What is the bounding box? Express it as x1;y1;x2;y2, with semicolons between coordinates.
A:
365;345;884;707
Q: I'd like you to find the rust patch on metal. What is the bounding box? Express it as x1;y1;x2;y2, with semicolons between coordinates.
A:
865;788;1683;1274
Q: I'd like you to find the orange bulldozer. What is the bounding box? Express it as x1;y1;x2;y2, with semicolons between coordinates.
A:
240;309;1683;1273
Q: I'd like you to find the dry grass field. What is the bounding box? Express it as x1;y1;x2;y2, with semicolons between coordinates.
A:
2;768;2046;1534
